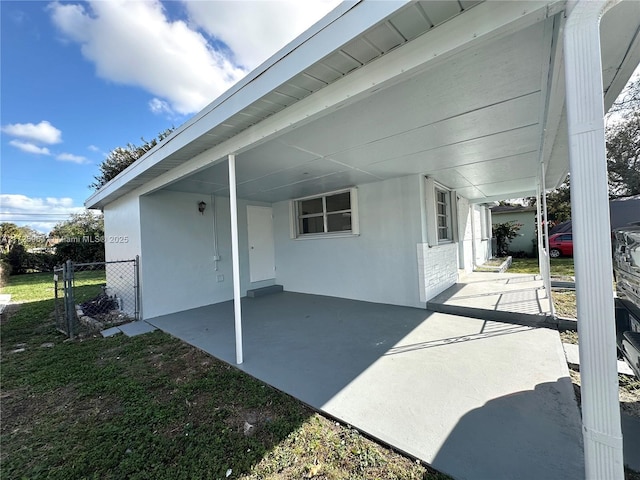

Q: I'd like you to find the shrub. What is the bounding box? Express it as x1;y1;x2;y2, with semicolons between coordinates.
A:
492;221;523;256
0;259;11;287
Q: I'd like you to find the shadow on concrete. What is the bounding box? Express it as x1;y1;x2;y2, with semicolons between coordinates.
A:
432;379;585;480
384;322;532;356
149;292;433;407
148;292;584;479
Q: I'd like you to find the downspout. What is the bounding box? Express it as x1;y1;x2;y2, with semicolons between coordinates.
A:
228;154;244;365
564;1;624;478
211;194;220;271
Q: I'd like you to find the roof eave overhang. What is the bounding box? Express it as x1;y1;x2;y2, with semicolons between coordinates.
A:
85;0;411;209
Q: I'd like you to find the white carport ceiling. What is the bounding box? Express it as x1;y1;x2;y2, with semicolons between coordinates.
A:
87;0;639;209
164;18;551;203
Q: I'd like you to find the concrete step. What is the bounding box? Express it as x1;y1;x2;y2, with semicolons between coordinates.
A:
247;285;284;298
427;301;556;329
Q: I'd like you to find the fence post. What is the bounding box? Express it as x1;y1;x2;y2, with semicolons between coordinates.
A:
134;255;140;320
65;259;76;339
61;263;69;335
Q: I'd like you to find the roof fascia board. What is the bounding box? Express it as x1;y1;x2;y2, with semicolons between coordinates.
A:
86;0;405;208
88;0;557;209
470;191;538;204
538;11;569;185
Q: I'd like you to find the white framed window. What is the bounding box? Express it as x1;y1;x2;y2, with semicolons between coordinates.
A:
435;186;453;243
291;188;359;238
424;177;457;246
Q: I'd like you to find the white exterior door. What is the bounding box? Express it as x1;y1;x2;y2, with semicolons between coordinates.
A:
247;206;275;283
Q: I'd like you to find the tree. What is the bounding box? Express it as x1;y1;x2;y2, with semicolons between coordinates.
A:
609;77;640;115
0;223;22;253
0;223;47;253
51;211;104;240
525;176;572;224
606;111;640;197
492;221;522;256
91;127;175;190
0;223;52;274
51;211;105;263
544;177;572;223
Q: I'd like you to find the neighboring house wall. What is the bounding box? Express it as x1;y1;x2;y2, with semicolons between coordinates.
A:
273;175;425;308
492;209;537;255
139;190;274;319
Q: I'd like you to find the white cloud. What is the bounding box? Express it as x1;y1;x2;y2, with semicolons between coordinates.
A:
49;0;247;115
183;0;341;69
48;0;341;116
9;140;51;155
88;145;100;152
149;97;174;116
57;152;89;164
0;194;85;233
2;120;62;144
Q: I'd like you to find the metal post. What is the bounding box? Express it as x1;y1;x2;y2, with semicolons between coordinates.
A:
65;259;76;339
134;255;140;320
540;163;554;316
535;182;545;271
470;204;477;267
228;154;243;364
564;1;624;477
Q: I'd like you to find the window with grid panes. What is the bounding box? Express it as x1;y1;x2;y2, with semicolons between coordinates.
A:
295;190;353;237
436;187;452;242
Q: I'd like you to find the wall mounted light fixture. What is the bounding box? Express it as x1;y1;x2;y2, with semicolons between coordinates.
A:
198;201;207;214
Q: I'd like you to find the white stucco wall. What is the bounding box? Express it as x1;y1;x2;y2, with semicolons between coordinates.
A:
272;175;424;308
457;196;474;272
103;192;142;317
103;191;142;261
139;190;273;319
103;175;476;315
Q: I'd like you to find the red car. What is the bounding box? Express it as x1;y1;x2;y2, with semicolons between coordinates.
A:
548;233;573;258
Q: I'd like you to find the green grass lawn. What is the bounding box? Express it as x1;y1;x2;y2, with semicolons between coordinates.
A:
1;273;447;480
508;257;575;277
508;258;577;318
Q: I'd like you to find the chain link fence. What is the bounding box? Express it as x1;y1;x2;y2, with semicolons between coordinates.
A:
53;258;139;338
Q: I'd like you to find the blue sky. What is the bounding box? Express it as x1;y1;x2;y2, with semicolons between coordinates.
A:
1;0;340;233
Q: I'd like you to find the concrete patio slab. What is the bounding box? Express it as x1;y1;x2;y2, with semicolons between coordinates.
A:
118;320;156;337
100;326;121;338
100;321;157;338
428;272;555;327
147;292;584;480
563;342;635;376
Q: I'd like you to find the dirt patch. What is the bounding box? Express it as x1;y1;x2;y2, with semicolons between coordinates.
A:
1;384;122;441
567;365;640;418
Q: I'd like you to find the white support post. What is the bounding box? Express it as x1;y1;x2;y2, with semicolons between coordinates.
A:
540;163;554;316
228;154;243;365
470;204;477;268
535;182;545;271
564;1;623;478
